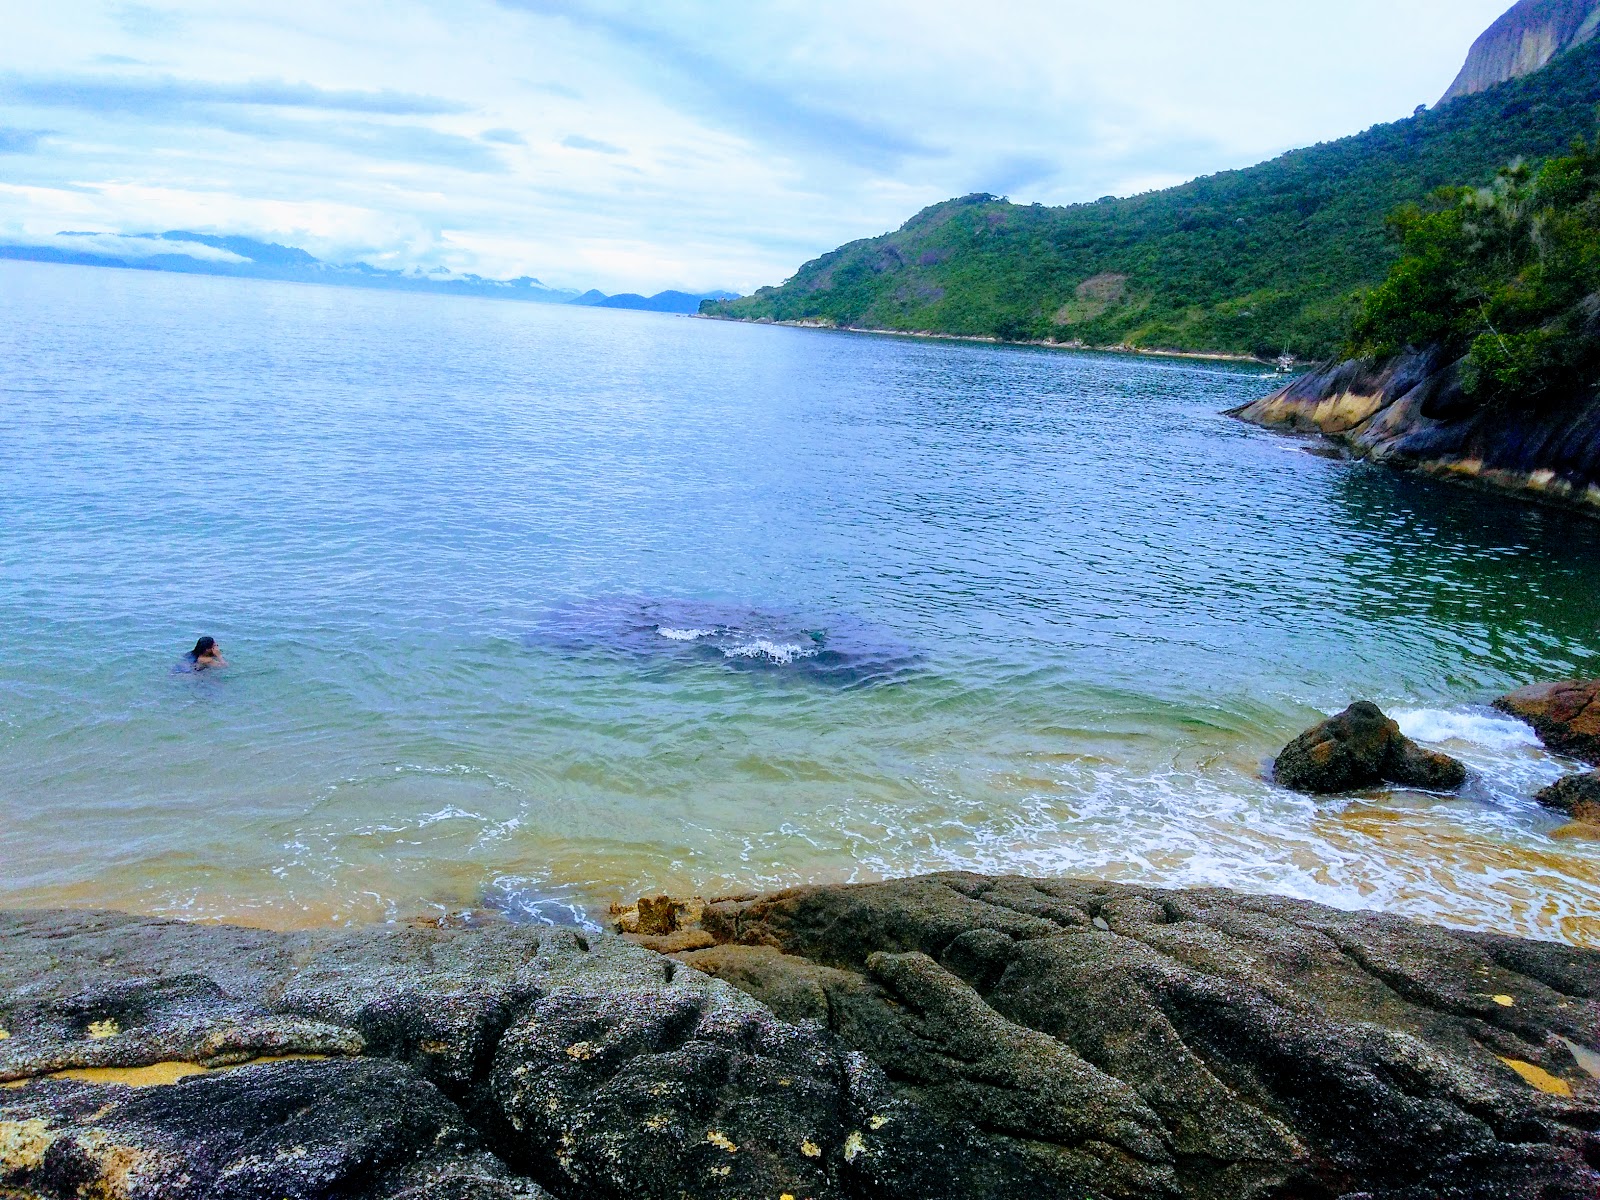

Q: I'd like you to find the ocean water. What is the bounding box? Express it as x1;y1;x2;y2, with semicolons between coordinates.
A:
4;259;1600;943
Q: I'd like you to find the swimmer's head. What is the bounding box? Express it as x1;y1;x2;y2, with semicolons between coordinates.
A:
190;636;217;660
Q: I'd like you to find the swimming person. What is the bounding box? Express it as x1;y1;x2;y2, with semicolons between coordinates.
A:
184;636;227;671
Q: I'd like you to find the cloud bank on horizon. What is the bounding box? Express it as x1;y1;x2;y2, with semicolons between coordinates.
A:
1;0;1516;295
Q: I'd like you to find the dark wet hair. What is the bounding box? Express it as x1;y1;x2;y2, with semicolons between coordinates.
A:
188;636;216;661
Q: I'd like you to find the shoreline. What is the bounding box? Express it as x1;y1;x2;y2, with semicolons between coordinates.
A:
692;312;1278;365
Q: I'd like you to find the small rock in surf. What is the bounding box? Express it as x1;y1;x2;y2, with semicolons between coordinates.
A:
1274;701;1468;794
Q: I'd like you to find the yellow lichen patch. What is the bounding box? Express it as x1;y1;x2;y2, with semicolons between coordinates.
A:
419;1040;451;1055
643;1113;670;1133
0;1080;26;1090
709;1164;731;1177
1498;1057;1573;1097
0;1118;54;1171
867;1114;888;1130
782;1194;796;1200
705;1130;738;1153
564;1042;595;1060
85;1020;120;1040
0;1028;10;1040
843;1131;866;1162
1492;994;1516;1007
55;1062;211;1087
799;1139;821;1158
44;1054;330;1090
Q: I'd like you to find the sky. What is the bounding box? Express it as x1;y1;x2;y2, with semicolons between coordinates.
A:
0;0;1517;295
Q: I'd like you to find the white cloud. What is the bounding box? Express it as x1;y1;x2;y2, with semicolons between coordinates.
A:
0;0;1517;293
21;231;252;261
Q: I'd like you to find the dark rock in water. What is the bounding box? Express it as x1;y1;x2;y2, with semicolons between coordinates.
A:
1496;680;1600;765
480;879;599;930
5;879;1599;1200
1273;700;1468;793
1536;771;1600;822
693;872;1600;1200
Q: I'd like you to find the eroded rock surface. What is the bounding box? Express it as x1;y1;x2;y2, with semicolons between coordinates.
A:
3;881;1598;1200
1273;701;1468;794
0;912;947;1200
1497;680;1600;765
691;873;1600;1200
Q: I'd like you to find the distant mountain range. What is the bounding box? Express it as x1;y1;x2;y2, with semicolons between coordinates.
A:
706;1;1600;359
0;230;730;313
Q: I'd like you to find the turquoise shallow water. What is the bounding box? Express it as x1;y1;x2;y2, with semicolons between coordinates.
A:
4;259;1600;939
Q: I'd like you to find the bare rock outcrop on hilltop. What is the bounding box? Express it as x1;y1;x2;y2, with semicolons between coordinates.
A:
1441;0;1600;104
1228;347;1600;517
3;880;1600;1200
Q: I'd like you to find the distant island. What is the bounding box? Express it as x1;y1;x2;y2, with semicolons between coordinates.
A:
705;0;1600;362
0;229;734;314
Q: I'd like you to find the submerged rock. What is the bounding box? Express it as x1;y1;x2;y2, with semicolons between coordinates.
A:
1496;680;1600;765
1273;700;1468;793
1536;771;1600;822
3;878;1598;1200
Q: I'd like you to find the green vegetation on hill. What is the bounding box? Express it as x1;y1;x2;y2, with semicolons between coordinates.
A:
706;37;1600;359
1351;141;1600;409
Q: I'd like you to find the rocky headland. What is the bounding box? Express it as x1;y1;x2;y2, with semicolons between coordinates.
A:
3;872;1600;1200
1228;347;1600;518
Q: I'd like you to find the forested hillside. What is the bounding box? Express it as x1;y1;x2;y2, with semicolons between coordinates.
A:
706;36;1600;359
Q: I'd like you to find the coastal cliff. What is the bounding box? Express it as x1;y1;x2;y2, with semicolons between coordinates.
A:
1229;348;1600;517
1440;0;1600;103
3;877;1599;1199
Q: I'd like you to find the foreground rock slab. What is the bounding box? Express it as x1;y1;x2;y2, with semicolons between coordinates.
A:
1273;700;1468;793
1497;680;1600;765
692;874;1600;1199
0;913;947;1200
3;877;1599;1200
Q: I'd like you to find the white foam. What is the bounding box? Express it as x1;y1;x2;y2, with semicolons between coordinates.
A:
657;626;712;642
722;639;818;664
1393;708;1541;751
